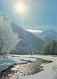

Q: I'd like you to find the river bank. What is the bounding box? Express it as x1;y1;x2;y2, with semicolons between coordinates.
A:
0;55;52;79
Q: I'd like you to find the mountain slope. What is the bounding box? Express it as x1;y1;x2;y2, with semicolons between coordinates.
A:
11;23;44;54
37;29;57;43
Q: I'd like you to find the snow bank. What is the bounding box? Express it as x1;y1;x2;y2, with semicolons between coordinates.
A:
0;55;27;73
0;54;37;73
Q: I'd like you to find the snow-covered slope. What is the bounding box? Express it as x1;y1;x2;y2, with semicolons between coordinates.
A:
11;23;44;54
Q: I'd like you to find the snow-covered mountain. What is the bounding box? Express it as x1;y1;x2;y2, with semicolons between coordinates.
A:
11;23;44;54
37;29;57;44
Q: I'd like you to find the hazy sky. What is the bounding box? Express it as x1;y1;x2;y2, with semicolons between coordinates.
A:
0;0;57;32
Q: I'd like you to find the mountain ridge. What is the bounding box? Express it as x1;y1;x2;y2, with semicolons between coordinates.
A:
37;29;57;44
11;23;44;54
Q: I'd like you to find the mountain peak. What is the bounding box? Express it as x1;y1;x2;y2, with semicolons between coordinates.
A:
37;29;57;44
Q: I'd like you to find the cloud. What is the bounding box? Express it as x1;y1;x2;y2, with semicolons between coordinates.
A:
26;29;42;33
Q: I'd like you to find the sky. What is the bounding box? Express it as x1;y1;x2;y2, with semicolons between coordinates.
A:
0;0;57;33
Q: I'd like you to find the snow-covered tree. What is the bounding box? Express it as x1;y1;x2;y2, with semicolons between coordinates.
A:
55;42;57;55
42;44;50;54
49;40;56;55
0;13;19;54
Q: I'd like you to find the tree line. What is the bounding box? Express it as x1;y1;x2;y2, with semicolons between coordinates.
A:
42;40;57;55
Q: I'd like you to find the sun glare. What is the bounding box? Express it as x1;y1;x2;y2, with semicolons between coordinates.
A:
15;2;27;15
14;1;30;20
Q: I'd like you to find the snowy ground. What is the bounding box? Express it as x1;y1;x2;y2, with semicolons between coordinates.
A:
19;55;57;79
0;54;57;79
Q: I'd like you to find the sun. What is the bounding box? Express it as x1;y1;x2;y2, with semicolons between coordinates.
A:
17;3;26;13
14;2;27;15
14;1;30;20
